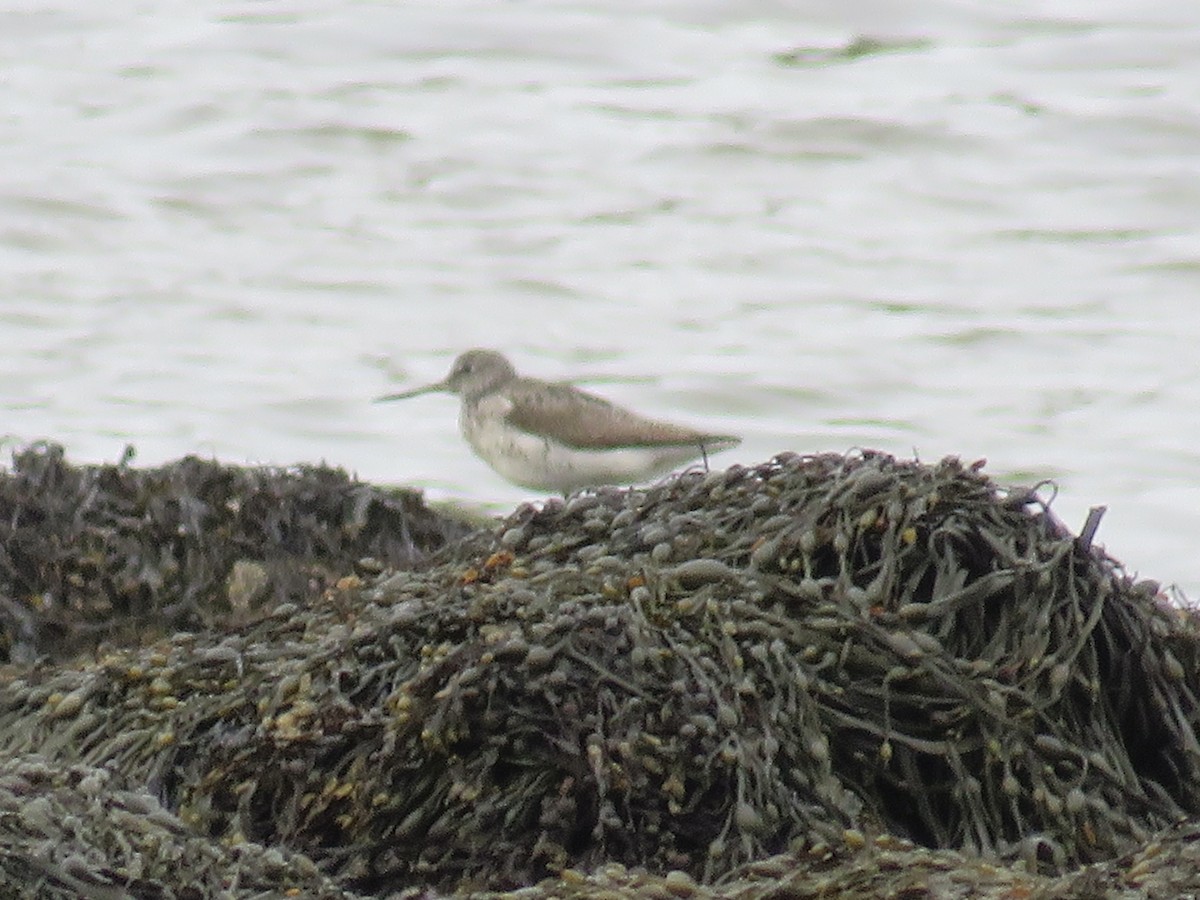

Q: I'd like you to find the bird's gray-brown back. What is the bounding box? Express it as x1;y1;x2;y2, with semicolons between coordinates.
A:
500;377;738;451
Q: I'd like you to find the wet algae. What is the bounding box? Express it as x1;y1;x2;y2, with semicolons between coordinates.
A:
0;442;473;665
2;445;1200;897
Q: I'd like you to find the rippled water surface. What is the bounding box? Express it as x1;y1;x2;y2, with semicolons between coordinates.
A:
3;1;1199;595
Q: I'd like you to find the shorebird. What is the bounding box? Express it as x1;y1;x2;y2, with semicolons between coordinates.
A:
376;349;741;494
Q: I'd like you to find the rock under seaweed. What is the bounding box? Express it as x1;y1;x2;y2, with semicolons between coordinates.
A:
2;448;1200;897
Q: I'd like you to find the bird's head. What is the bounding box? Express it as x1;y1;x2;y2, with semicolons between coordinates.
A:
375;349;518;403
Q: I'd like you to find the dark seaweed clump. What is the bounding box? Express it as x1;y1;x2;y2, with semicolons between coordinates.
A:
0;442;473;664
2;450;1200;897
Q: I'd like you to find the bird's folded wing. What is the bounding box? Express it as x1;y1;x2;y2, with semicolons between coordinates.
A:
504;379;722;450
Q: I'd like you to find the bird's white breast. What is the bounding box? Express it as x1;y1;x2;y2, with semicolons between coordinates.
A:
459;395;707;493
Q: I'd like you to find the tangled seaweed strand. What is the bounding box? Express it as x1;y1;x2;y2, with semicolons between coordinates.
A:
0;442;473;664
2;450;1199;895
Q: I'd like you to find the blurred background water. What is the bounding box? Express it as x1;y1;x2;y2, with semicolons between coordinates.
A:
2;1;1198;597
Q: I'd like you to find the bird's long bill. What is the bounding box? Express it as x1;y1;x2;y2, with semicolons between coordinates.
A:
373;380;450;403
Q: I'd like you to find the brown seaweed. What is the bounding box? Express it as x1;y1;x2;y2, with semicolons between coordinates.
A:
0;753;356;898
0;442;473;664
1;449;1199;896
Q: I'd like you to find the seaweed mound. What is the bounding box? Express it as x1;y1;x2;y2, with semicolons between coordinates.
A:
0;442;473;664
2;450;1199;895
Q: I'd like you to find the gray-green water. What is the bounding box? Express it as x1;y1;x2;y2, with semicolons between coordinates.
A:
2;1;1199;597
